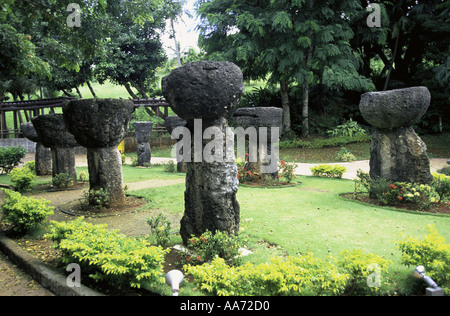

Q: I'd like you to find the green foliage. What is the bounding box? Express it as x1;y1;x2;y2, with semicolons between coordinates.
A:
182;230;243;267
1;189;53;233
327;119;367;138
78;171;87;183
85;188;110;209
45;217;168;289
164;160;176;173
311;165;346;178
335;147;357;162
24;161;35;173
52;173;74;189
10;166;36;193
337;249;393;296
0;146;27;174
185;254;349;296
278;160;297;184
431;173;450;203
279;134;370;150
397;225;450;294
146;213;172;248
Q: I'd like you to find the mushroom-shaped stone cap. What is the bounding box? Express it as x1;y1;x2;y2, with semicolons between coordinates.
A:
164;116;187;134
31;114;78;148
162;61;244;120
133;121;153;143
21;122;40;142
63;98;135;148
233;107;283;129
359;86;431;129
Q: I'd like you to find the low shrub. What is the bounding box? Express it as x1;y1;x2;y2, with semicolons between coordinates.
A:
278;160;297;183
185;254;349;296
0;146;27;174
182;230;243;267
78;171;87;183
279;134;370;150
147;213;172;248
85;188;110;209
10;166;36;193
52;173;74;188
45;217;168;289
431;172;450;203
327;119;367;138
335;147;356;162
164;160;176;173
1;189;54;233
337;249;393;295
311;165;346;178
397;225;450;294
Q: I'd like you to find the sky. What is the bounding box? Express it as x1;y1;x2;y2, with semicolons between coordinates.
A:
161;0;201;59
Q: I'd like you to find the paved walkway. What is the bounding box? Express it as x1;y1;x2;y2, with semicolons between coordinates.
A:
22;153;448;181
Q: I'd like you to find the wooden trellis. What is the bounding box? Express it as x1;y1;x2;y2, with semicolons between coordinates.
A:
0;97;171;139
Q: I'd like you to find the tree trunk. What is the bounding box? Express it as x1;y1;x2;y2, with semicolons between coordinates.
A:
280;80;291;134
124;83;139;99
75;86;83;98
86;81;97;98
384;31;400;91
302;83;310;138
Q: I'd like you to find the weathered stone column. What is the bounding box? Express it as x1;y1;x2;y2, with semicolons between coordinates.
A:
21;122;52;176
360;86;433;184
133;121;153;166
233;107;283;180
31;114;78;181
164;115;187;172
63;99;135;206
162;61;244;244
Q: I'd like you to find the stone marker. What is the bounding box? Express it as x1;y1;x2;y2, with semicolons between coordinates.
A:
31;114;78;181
134;121;153;166
162;61;244;244
21;122;52;176
63;99;135;206
164;115;187;172
360;86;433;184
233;107;283;180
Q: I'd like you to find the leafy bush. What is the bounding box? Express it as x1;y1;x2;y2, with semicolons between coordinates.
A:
278;160;297;183
147;213;172;248
164;160;176;173
10;166;36;193
335;147;356;162
78;171;87;183
279;134;370;150
0;146;27;174
24;161;35;173
327;119;367;138
182;230;243;267
52;173;74;188
45;217;168;289
185;254;349;296
397;225;450;294
311;165;346;178
1;189;54;233
431;172;450;203
337;249;393;295
85;188;110;208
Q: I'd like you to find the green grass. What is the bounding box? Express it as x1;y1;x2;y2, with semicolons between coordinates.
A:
127;175;450;294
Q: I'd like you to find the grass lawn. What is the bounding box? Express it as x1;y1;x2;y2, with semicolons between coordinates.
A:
128;175;450;295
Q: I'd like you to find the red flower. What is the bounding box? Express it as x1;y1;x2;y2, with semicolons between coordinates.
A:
398;196;403;201
196;256;201;261
186;256;191;262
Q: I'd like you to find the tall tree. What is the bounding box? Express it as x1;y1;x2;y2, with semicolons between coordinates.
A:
196;0;374;137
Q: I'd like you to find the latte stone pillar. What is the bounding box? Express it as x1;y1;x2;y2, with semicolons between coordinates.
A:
162;61;244;244
360;86;433;184
31;114;78;181
233;107;283;181
21;122;52;176
164;115;187;172
63;99;135;206
134;121;153;166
